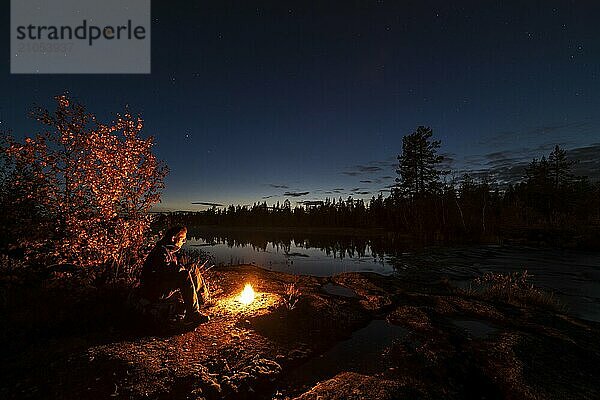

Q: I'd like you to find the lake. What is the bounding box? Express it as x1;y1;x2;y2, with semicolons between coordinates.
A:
185;229;600;322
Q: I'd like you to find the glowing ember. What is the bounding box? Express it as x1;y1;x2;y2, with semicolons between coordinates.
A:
238;284;255;305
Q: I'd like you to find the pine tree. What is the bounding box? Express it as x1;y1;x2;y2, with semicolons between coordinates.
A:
548;145;574;189
395;126;444;198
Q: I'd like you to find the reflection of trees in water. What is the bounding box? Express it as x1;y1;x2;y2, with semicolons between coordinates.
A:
187;227;414;261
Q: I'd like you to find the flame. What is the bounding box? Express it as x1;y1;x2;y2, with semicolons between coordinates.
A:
239;284;255;305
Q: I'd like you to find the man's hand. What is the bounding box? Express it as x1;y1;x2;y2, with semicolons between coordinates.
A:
185;259;209;273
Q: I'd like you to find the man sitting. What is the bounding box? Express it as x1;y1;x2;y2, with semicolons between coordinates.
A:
140;225;209;324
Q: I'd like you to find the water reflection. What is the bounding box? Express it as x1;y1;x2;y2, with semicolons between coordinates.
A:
186;227;415;261
186;234;396;277
185;228;600;322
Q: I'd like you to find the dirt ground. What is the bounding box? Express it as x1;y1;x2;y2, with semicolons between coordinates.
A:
1;264;599;399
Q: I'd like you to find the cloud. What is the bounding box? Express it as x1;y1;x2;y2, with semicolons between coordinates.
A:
284;191;309;197
348;186;374;195
439;152;455;162
359;180;372;184
298;200;324;206
481;121;593;147
568;143;600;181
191;201;224;207
458;143;600;184
372;157;398;168
267;184;289;189
342;160;394;177
357;165;383;172
485;151;516;160
525;121;590;136
456;149;536;184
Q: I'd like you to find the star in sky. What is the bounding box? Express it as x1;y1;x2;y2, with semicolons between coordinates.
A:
3;2;599;211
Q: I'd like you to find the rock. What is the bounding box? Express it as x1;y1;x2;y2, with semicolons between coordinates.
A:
292;372;404;400
387;306;432;332
2;264;599;400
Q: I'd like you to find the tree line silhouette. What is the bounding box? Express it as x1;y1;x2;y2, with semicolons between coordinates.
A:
170;126;600;247
2;94;596;277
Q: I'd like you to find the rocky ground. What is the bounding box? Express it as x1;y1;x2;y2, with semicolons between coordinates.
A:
1;264;599;399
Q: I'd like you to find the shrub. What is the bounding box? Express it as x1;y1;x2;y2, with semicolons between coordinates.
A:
1;94;167;279
471;270;562;310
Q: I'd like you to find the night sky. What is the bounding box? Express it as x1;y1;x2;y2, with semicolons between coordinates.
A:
2;1;600;210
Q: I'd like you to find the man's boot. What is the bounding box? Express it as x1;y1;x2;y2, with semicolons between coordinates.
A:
184;311;209;325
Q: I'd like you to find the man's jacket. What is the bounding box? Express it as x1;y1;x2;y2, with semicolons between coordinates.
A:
141;242;180;282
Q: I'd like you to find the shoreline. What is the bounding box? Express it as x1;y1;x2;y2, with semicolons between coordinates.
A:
2;264;598;399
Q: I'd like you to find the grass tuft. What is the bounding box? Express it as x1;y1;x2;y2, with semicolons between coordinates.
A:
283;279;302;310
469;270;565;311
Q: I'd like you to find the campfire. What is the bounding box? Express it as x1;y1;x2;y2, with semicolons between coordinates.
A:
212;281;280;317
238;283;255;305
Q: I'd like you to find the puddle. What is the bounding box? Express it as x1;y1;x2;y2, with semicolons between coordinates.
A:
277;319;408;395
451;319;498;339
321;283;358;298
